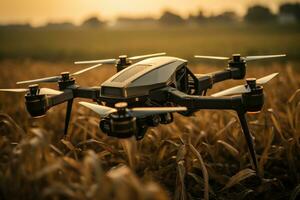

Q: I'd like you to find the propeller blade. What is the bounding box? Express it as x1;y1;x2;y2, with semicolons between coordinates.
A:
71;63;102;76
256;73;279;84
39;88;62;95
211;85;251;97
129;52;167;60
17;76;60;85
130;107;187;117
17;63;102;85
74;59;116;65
244;54;286;61
0;88;62;95
194;55;229;60
0;88;29;93
79;101;187;118
211;73;279;97
79;102;116;118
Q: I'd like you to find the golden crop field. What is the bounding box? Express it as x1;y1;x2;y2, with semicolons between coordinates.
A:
0;25;300;61
0;25;299;200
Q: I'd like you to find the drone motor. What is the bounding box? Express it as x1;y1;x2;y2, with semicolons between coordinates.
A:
242;78;264;112
228;54;246;79
25;84;48;118
58;72;76;90
116;55;132;72
99;102;137;138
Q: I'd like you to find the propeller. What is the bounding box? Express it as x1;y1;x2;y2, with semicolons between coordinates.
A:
194;55;229;60
211;73;279;97
194;54;286;62
0;87;62;95
74;52;167;65
78;101;187;118
16;63;102;85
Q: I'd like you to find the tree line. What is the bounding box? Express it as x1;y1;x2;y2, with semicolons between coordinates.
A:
1;3;300;29
83;3;300;27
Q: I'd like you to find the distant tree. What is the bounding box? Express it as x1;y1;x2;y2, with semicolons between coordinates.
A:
188;11;206;23
159;11;185;25
213;11;238;22
44;22;75;29
0;23;31;29
244;5;276;23
188;10;238;24
279;3;300;21
82;17;105;28
117;17;156;24
115;17;157;27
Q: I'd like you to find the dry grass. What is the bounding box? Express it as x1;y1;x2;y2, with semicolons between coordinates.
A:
0;60;299;200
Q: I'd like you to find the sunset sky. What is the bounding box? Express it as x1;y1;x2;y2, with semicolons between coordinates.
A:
0;0;299;26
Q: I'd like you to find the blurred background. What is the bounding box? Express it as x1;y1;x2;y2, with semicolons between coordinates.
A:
0;1;300;200
0;0;300;61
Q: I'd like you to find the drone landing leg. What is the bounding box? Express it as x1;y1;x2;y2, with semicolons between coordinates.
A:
64;99;73;135
237;111;259;173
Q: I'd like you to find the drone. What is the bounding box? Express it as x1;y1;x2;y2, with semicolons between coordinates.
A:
0;52;286;172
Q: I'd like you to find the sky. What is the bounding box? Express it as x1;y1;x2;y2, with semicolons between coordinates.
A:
0;0;299;26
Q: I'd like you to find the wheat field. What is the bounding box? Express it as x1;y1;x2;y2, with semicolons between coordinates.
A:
0;24;300;199
0;58;299;200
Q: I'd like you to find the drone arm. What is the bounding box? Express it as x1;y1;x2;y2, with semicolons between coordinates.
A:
196;68;242;91
168;88;242;110
211;69;233;83
43;87;100;111
46;90;74;108
73;87;100;99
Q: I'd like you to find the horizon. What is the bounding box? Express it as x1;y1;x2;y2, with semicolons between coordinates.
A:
0;0;299;26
